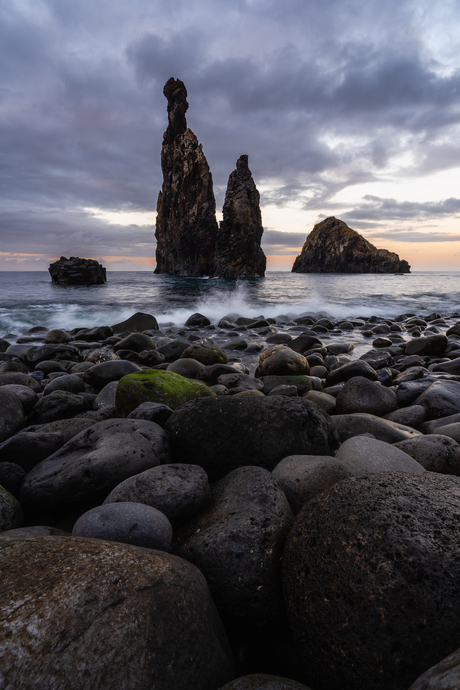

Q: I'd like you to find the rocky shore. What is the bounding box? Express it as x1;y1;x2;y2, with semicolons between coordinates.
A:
2;308;460;688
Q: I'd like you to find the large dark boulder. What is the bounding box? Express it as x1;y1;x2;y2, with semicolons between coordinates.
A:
0;536;234;689
173;466;293;624
48;256;106;285
283;472;460;690
165;396;339;482
155;78;218;276
292;217;410;273
211;155;266;279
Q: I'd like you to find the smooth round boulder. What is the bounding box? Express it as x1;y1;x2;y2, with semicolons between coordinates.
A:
167;358;204;379
0;388;24;443
272;455;353;513
335;376;397;416
414;380;460;419
384;404;427;429
72;502;173;550
104;464;210;526
43;373;85;396
335;435;426;475
283;472;460;690
44;329;72;344
405;334;448;356
111;311;159;333
0;485;23;531
255;348;309;378
217;674;312;690
19;418;170;511
394;434;460;475
173;466;293;624
0;536;233;689
0;463;25;495
184;312;211;327
326;359;378;384
114;332;155;353
0;384;38;413
332;413;422;444
180;344;228;365
27;390;88;424
94;380;118;409
166;396;339;482
0;371;41;393
126;402;173;426
84;359;141;389
115;369;216;416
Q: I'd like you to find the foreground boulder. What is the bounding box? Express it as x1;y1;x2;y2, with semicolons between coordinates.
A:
408;646;460;689
292;217;410;273
173;466;293;624
211;155;266;279
19;419;169;512
166;396;339;482
283;472;460;690
155;77;218;276
0;537;234;689
48;256;106;285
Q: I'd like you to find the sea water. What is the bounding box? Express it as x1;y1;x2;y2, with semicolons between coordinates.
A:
0;271;459;336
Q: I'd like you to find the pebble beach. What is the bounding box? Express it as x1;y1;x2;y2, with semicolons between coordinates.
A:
2;302;460;689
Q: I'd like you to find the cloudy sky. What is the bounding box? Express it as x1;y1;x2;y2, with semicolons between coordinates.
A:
1;0;460;271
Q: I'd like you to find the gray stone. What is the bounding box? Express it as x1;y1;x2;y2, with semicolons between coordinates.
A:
384;405;427;429
0;371;41;393
283;472;460;690
217;372;264;393
431;422;460;444
44;329;72;344
126;402;173;426
0;536;233;689
408;647;460;689
336;435;425;475
0;486;23;531
111;311;159;333
104;464;210;527
27;390;88;424
166;396;339;482
255;347;309;377
0;388;24;443
421;412;460;434
43;373;85;396
268;385;298;396
19;419;169;511
217;674;312;690
0;418;95;473
173;466;293;623
114;332;156;353
405;334;448;356
272;455;352;513
336;376;397;416
184;313;211;327
395;434;460;474
332;413;422;443
0;525;69;537
155;339;190;362
397;378;435;407
72;502;173;551
167;358;204;379
259;375;314;396
0;384;37;413
94;380;118;409
0;463;25;495
84;359;141;389
302;390;336;413
326;360;377;384
414;380;460;419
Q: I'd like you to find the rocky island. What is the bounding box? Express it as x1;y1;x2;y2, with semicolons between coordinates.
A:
292;216;411;274
211;155;266;279
48;257;107;285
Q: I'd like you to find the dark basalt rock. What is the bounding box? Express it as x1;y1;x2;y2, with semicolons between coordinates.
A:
283;472;460;690
292;217;410;274
155;78;218;276
211;155;266;279
48;256;106;285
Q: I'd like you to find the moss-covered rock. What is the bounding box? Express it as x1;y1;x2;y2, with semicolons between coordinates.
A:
116;369;216;415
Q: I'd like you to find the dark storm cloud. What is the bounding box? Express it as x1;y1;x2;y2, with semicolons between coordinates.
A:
1;0;460;265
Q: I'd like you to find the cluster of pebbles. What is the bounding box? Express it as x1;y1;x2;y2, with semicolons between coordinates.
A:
3;308;460;689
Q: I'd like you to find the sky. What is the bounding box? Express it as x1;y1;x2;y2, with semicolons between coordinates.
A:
1;0;460;272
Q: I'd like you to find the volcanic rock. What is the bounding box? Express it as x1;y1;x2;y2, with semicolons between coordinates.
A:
48;256;106;285
211;155;266;278
155;78;218;276
291;217;410;273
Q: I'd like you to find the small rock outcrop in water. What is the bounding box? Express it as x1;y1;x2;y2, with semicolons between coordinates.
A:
291;217;411;273
155;78;218;276
48;257;106;285
211;155;266;279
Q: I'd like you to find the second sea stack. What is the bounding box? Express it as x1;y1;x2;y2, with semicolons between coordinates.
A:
292;217;411;274
155;78;218;276
212;155;266;279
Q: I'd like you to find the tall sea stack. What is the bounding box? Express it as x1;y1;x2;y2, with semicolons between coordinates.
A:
154;78;218;276
212;155;266;279
292;217;411;273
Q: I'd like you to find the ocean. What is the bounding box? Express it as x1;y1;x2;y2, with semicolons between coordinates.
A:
0;270;459;337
